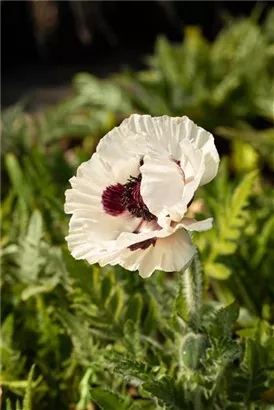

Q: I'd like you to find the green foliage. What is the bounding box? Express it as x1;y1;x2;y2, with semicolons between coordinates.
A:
3;366;37;410
116;13;274;171
1;9;274;410
89;388;128;410
22;366;35;410
205;169;257;265
73;73;132;113
142;378;188;410
208;300;239;339
217;126;274;171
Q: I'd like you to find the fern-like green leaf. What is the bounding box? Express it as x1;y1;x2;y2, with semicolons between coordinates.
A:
89;388;128;410
5;399;13;410
112;358;159;385
209;300;240;338
73;73;132;113
18;210;43;282
125;293;143;325
230;339;268;403
143;378;187;410
208;170;257;265
22;365;35;410
76;368;93;410
5;154;32;220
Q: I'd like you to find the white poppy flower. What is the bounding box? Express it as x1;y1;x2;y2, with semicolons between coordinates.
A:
65;114;219;278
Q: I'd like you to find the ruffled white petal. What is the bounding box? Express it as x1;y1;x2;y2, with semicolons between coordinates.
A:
140;139;206;225
96;115;219;188
66;214;100;261
120;114;175;157
171;139;206;219
98;246;152;272
66;211;145;266
112;156;140;184
96;114;218;218
140;155;185;223
138;229;196;277
181;116;220;185
65;153;112;215
98;229;196;278
65;153;140;215
96;120;147;162
97;214;212;253
177;217;213;232
65;152;142;260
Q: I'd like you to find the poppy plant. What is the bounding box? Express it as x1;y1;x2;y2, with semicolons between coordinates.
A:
65;115;219;277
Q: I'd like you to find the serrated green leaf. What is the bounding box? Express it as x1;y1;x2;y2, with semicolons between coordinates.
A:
209;300;239;338
106;286;124;321
123;320;142;359
57;311;95;356
125;293;143;325
5;153;33;207
21;277;60;301
143;378;186;410
202;340;241;397
73;73;131;112
212;73;240;105
1;314;14;347
252;215;274;266
22;365;35;410
65;253;95;295
242;338;262;375
19;210;43;282
230;339;268;403
232;171;258;211
112;358;156;385
155;36;179;84
76;368;93;410
89;388;127;410
6;399;13;410
209;170;256;262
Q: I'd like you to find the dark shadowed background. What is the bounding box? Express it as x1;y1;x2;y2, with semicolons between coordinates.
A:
1;1;272;109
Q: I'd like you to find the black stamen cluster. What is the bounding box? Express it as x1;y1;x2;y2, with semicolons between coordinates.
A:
121;174;156;221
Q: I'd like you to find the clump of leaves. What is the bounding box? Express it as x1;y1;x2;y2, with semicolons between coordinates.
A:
115;9;274;172
1;157;274;409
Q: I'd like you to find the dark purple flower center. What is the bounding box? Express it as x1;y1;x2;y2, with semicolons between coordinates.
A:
101;183;125;216
102;174;156;221
122;175;156;221
101;174;157;252
101;158;189;253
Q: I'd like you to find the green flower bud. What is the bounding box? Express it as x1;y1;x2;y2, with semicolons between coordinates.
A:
182;333;208;370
